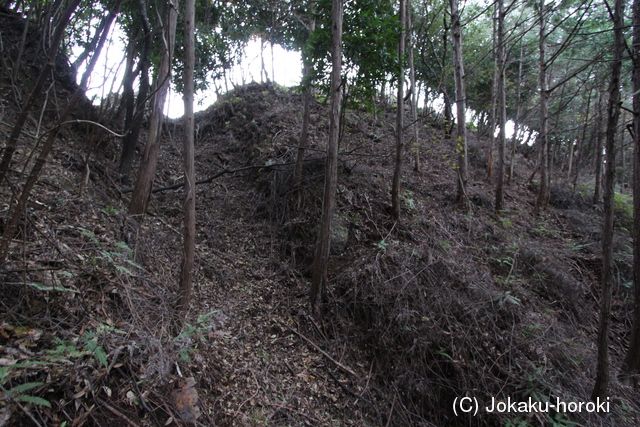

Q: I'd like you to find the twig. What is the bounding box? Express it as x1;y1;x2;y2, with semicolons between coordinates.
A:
121;158;320;194
95;397;138;426
59;119;127;137
263;402;324;423
386;395;396;427
128;364;154;416
325;361;376;410
278;321;357;377
235;370;261;414
15;400;43;427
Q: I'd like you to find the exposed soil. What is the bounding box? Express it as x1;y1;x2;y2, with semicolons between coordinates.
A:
1;8;640;427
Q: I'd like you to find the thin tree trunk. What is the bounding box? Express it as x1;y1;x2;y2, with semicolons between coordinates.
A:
12;7;30;82
572;86;593;189
536;0;550;210
129;0;179;216
567;139;575;179
527;141;542;186
621;0;640;381
0;6;113;265
592;0;624;400
487;4;498;182
0;0;82;185
408;2;420;173
119;0;152;184
260;37;268;83
620;110;627;191
71;9;113;70
391;0;406;220
443;90;453;139
177;0;196;325
593;92;605;205
494;0;506;211
442;14;453;139
507;41;524;186
310;0;342;311
294;15;316;189
450;0;468;207
270;41;275;82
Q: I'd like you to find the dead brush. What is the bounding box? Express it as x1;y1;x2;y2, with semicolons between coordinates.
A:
0;198;219;425
326;215;564;426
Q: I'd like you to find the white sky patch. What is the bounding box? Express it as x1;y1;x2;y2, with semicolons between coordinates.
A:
165;39;302;118
73;22;303;119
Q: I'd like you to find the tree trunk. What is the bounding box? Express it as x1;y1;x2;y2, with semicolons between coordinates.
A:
71;9;113;70
270;41;275;82
593;91;605;205
620;110;627;191
0;0;82;185
260;37;268;83
494;0;506;211
408;2;420;173
310;0;343;311
177;0;196;326
294;16;316;189
592;0;623;400
621;0;640;381
12;5;30;82
119;0;152;184
441;14;453;140
450;0;468;207
391;0;406;220
527;140;542;186
572;86;593;189
567;140;575;179
487;4;498;182
536;0;550;210
507;41;524;186
129;0;179;216
443;90;453;139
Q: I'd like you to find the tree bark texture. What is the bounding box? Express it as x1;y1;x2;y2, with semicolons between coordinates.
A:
536;0;550;210
593;91;604;205
592;0;623;400
407;2;420;173
294;16;316;188
129;0;179;216
177;0;196;323
507;41;524;186
391;0;406;221
310;0;342;310
572;86;592;189
450;0;468;207
494;0;506;211
119;0;152;183
487;5;498;182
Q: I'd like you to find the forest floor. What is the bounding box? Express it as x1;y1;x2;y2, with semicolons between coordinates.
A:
2;9;640;427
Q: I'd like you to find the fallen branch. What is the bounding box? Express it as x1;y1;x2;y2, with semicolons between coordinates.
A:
278;321;357;377
325;361;375;409
95;398;138;427
121;158;321;194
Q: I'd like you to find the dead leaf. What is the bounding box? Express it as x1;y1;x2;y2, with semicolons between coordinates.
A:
0;358;17;367
0;406;12;427
171;377;201;423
